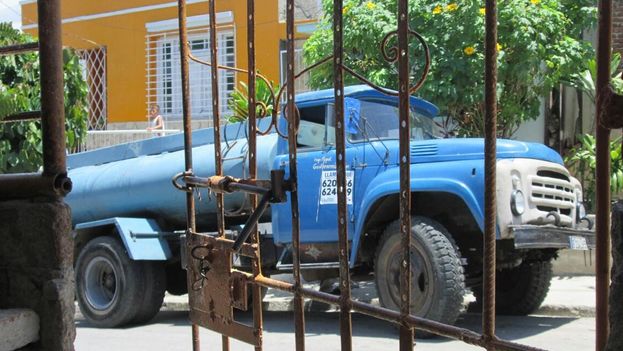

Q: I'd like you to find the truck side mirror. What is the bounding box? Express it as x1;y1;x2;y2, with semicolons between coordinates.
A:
344;97;361;134
324;98;361;149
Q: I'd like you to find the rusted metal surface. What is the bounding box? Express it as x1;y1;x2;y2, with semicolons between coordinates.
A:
0;42;39;56
208;0;226;241
482;0;499;346
0;173;72;200
0;111;41;123
252;275;543;351
396;0;414;348
285;1;306;349
595;1;613;350
38;0;67;183
187;233;260;346
176;0;613;350
331;0;353;350
175;1;200;349
246;0;265;344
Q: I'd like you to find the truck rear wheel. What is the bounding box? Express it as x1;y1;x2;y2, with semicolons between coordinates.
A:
474;259;552;315
76;236;164;327
375;217;465;334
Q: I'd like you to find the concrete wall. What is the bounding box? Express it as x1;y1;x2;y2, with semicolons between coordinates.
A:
0;200;75;350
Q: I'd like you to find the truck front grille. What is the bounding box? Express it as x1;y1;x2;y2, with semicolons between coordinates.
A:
528;170;575;217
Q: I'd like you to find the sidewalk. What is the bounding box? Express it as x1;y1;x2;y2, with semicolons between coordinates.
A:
162;275;597;317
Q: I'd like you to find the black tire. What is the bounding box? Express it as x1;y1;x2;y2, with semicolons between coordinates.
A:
76;236;153;327
130;261;166;324
474;260;552;315
375;217;465;332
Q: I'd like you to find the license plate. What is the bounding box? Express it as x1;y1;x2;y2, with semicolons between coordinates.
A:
569;235;588;250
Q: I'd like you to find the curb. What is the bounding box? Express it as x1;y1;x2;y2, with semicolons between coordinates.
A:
161;296;596;318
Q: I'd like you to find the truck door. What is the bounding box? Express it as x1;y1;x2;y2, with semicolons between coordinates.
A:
271;102;356;247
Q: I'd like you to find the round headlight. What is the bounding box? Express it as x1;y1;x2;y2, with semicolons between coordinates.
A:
511;190;525;216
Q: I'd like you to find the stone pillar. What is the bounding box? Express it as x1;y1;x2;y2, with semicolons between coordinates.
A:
607;201;623;351
0;200;75;350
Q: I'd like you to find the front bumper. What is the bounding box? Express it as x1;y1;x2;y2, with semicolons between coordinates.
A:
510;224;596;250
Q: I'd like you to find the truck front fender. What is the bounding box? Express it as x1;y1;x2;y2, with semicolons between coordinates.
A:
74;217;172;260
351;168;485;267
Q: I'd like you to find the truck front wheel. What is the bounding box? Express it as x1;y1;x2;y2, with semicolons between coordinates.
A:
375;217;465;331
76;236;165;327
474;259;552;315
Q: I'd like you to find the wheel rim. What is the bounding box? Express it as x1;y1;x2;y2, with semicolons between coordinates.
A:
84;257;119;311
385;243;434;316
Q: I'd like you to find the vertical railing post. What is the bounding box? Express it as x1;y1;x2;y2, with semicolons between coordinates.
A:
207;1;229;350
176;1;200;350
595;1;613;350
285;0;306;350
332;0;354;349
247;1;264;350
38;0;66;179
396;0;413;349
482;0;498;347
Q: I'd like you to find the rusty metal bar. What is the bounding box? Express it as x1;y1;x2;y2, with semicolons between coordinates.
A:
595;1;613;350
0;42;39;56
396;0;414;349
176;1;200;350
252;275;543;351
208;0;225;239
1;111;41;123
246;1;264;348
207;1;229;350
0;173;72;200
482;0;498;347
285;0;306;349
332;0;354;349
38;0;66;181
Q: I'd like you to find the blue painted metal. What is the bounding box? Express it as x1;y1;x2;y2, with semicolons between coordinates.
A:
68;118;273;169
68;85;569;268
67;125;278;229
75;217;172;260
295;85;439;117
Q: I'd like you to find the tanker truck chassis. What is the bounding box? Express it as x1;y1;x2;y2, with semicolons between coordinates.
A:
67;85;595;328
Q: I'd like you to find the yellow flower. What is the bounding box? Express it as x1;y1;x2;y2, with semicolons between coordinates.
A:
530;0;540;4
464;46;476;56
343;5;350;14
479;7;486;15
496;43;503;51
446;3;458;11
366;1;376;10
432;5;443;14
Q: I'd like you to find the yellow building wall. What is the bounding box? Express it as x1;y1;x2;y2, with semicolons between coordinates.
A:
21;0;311;123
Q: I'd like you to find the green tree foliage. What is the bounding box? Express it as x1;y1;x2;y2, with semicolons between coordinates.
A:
0;22;87;173
565;135;623;210
304;0;596;137
227;78;278;123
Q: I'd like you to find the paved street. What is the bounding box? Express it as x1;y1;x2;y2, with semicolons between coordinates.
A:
75;275;598;350
75;311;595;350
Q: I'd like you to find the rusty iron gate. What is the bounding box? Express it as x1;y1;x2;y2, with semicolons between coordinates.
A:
172;0;620;351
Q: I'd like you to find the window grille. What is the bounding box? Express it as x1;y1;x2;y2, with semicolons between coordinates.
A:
146;27;235;120
77;47;108;130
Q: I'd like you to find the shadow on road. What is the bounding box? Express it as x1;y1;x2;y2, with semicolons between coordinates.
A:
76;309;579;345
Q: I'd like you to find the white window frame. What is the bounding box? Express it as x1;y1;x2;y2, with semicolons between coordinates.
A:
147;27;235;120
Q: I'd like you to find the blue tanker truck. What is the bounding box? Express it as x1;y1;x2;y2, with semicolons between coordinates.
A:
67;85;595;328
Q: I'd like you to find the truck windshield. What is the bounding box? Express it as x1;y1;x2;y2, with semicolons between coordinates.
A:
349;99;437;142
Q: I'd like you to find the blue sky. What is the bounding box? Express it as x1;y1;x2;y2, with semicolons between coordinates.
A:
0;0;22;29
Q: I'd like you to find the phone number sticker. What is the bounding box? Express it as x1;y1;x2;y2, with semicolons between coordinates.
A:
320;170;354;205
